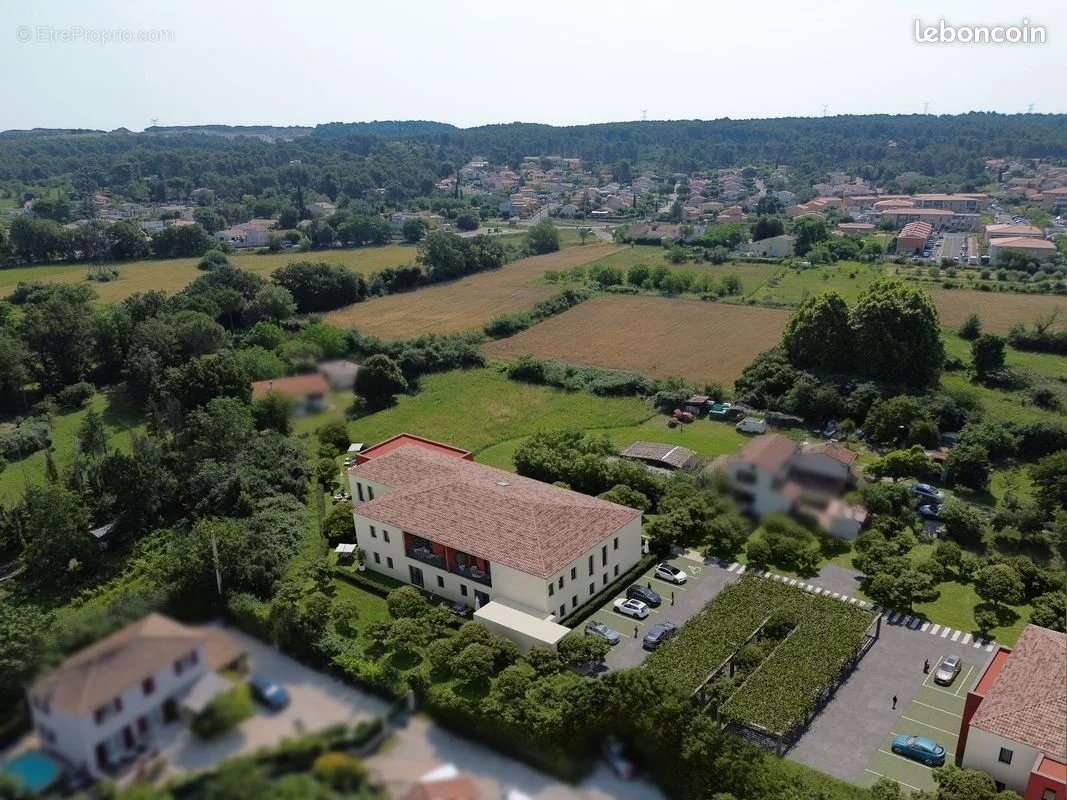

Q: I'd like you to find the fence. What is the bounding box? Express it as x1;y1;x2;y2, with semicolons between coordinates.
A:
691;613;775;707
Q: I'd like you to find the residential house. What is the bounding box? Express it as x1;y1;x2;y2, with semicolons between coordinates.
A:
251;373;330;414
27;614;245;778
989;237;1057;261
317;359;360;391
620;441;701;473
215;219;275;248
896;221;933;254
836;223;875;236
958;624;1065;799
985;224;1045;240
306;201;337;219
741;234;796;258
716;436;866;539
346;434;643;645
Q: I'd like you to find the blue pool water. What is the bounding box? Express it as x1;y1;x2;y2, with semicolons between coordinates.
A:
2;750;62;792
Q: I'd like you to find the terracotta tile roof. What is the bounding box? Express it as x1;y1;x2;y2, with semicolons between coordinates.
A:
250;373;329;401
970;624;1066;759
802;442;857;466
401;776;482;800
991;236;1056;250
354;433;472;465
29;614;244;716
351;444;641;578
738;434;797;473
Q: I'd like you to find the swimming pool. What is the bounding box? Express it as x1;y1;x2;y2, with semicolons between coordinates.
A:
2;750;62;793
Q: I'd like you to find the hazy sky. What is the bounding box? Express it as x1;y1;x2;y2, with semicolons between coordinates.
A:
1;0;1063;130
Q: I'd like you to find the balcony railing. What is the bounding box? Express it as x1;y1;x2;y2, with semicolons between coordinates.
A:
406;544;446;570
404;535;492;587
451;560;492;587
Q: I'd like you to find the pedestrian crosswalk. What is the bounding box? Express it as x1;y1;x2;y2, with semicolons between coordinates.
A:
723;561;996;652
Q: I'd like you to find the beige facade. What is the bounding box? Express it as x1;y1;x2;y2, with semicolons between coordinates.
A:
962;728;1043;794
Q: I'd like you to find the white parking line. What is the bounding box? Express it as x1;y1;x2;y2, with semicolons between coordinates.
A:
954;665;975;697
950;630;961;642
985;642;995;652
863;768;922;793
737;564;746;574
961;633;971;645
911;699;963;719
900;715;960;737
920;621;930;632
930;624;941;635
727;562;739;572
940;627;951;638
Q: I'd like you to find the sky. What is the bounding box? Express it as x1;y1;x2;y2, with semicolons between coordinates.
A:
1;0;1064;131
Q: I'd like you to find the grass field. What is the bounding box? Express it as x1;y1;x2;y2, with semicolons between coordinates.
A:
293;367;653;456
0;389;147;506
0;244;419;304
931;288;1067;333
323;243;621;338
747;261;882;306
580;245;780;296
484;294;790;385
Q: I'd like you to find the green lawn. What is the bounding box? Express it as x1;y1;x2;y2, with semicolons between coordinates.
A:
748;261;882;306
579;245;779;296
0;388;147;507
293;367;654;459
912;580;1031;646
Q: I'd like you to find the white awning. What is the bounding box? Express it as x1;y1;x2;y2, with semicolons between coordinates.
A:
474;600;569;651
335;543;357;554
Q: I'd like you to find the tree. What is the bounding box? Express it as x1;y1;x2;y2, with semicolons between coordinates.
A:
792;217;828;255
317;420;350;454
312;752;367;792
958;313;982;340
21;484;95;581
401;217;427;243
353;354;407;409
1029;591;1066;632
451;642;496;685
0;331;31;412
849;280;944;388
244;285;296;324
454;212;479;232
558;632;611;672
252;391;293;434
867;445;932;481
932;765;1021;800
527;220;561;254
182;397;255;461
576;226;593;245
108;221;151;260
386;617;429;657
20;285;98;392
943;442;991;491
751;216;785;241
863;396;937;445
386;585;428;618
162;353;250;412
271;262;368;313
77;408;108;460
940;498;986;546
597;484;650;510
1031;450;1067;513
782;291;852;370
975;563;1025;608
971;334;1006;378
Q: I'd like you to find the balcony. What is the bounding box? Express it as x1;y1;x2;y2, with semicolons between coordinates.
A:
404;533;492;587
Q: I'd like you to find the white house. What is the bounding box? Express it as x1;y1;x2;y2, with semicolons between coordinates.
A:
346;434;643;643
741;234;796;258
959;625;1065;798
716;435;866;539
27;614;245;778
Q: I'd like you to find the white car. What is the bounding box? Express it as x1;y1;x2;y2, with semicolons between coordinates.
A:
613;598;650;619
654;562;688;584
735;417;767;434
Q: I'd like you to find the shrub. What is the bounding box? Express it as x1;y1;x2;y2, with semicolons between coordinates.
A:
190;685;253;738
312;751;368;790
0;419;51;461
56;381;95;409
198;250;229;271
386;585;428;618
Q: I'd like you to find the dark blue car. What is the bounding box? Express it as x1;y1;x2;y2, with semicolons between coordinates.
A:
891;735;946;766
249;674;290;711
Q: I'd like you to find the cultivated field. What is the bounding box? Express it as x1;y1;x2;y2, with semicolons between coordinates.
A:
931;288;1067;333
323;243;621;338
484;294;790;384
0;244;419;303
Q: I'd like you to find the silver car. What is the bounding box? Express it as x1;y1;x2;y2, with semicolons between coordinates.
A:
934;654;962;686
585;620;621;645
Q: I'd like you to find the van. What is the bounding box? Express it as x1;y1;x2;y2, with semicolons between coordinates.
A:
735;417;767;434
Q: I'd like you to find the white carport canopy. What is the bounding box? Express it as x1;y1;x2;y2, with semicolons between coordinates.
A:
474;600;569;652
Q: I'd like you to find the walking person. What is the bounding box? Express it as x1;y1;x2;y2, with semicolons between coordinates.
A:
892;695;898;710
923;658;930;674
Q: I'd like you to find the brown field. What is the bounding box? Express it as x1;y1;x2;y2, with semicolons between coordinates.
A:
931;289;1067;333
484;295;791;385
0;244;419;303
323;243;621;338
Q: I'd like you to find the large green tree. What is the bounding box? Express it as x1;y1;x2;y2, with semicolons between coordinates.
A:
849;280;944;388
782;291;851;371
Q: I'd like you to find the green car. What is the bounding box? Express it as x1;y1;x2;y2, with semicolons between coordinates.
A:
891;735;946;767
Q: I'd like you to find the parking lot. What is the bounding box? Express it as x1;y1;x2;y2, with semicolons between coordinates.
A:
582;554;740;671
859;659;980;793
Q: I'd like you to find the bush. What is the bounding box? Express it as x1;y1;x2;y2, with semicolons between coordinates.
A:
198;250;230;271
311;751;368;790
56;381;95;409
958;313;982;340
0;419;51;461
190;685;253;738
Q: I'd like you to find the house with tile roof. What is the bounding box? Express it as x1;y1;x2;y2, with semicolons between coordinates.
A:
958;624;1066;799
345;434;642;644
251;373;330;414
27;614;245;778
714;435;866;540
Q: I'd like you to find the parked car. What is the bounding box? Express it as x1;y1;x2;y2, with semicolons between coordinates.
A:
627;584;662;607
709;402;732;418
672;409;695;423
934;654;962;686
654;562;688;584
735;417;767;434
585;620;621;645
918;504;943;520
643;621;678;650
912;483;945;502
342;456;356;468
249;674;290;711
602;736;636;779
613;598;650;619
444;601;472;619
891;735;946;767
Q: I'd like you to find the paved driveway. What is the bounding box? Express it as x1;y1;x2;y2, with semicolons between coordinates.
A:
579;554;740;671
158;627;391;776
369;714;663;800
